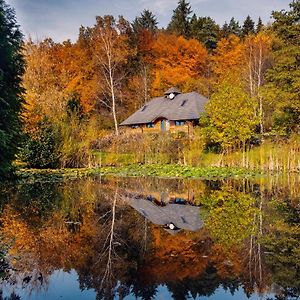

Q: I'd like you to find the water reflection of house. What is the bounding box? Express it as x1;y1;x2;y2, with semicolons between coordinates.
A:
128;197;203;233
126;190;196;206
120;87;208;134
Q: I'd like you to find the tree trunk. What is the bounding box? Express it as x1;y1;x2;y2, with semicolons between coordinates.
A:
108;57;119;136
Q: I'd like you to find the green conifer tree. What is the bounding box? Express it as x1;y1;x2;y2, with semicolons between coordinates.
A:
132;9;158;33
256;17;264;33
190;16;220;50
0;0;24;179
228;17;242;37
242;15;255;36
167;0;192;38
221;21;230;37
265;0;300;134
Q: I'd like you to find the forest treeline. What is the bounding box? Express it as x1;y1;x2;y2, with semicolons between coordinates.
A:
0;0;299;177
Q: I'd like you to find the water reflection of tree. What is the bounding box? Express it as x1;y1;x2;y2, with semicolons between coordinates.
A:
0;179;146;299
0;182;61;227
0;291;21;300
262;199;300;299
96;186;119;289
200;185;270;296
0;177;300;299
169;271;241;300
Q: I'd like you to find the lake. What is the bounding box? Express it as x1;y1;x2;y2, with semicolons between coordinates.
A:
0;175;299;300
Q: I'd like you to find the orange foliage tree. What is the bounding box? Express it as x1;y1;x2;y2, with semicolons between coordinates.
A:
211;34;244;83
151;33;208;96
23;38;98;132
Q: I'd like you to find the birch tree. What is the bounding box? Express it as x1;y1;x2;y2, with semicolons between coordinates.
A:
92;16;131;135
243;33;272;136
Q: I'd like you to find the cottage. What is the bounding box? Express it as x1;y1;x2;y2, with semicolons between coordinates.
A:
120;87;208;134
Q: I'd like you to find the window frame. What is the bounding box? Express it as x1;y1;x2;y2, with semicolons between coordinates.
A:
146;122;155;128
175;120;186;126
131;125;140;129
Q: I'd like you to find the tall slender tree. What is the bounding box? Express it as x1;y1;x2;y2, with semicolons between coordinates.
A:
167;0;192;38
243;33;273;135
0;0;24;179
92;16;132;136
256;17;264;33
131;11;158;106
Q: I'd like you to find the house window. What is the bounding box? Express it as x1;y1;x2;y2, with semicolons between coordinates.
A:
131;125;139;129
146;123;154;128
175;120;185;126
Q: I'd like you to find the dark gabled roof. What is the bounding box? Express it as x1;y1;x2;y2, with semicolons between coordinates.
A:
164;87;181;95
120;91;208;126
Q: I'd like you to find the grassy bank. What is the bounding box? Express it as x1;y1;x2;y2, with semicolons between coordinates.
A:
16;164;261;184
93;134;300;173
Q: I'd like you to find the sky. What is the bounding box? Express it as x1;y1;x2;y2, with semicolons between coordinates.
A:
7;0;291;42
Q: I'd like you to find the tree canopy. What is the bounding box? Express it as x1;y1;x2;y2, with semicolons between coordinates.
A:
265;0;300;134
190;15;220;50
203;81;258;151
2;0;299;170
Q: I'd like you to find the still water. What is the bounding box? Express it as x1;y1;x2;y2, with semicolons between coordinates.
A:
0;175;299;300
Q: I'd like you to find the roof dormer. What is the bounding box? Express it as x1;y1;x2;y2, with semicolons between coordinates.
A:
164;87;181;100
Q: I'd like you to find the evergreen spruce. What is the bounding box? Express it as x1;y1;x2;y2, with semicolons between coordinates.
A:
190;13;197;26
242;15;255;36
221;21;230;37
132;9;158;33
167;0;192;38
266;0;300;134
228;17;242;37
0;0;24;180
256;17;264;33
190;16;220;50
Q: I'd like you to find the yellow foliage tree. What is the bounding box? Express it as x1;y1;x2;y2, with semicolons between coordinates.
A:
242;32;273;135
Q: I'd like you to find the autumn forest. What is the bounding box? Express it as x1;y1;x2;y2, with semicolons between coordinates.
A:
0;0;300;178
1;1;300;299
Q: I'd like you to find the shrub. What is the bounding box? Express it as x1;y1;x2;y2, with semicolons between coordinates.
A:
20;121;60;168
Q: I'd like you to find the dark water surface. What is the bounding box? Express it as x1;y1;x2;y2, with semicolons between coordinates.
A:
0;175;300;300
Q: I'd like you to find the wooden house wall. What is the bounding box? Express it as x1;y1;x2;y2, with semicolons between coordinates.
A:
123;120;195;135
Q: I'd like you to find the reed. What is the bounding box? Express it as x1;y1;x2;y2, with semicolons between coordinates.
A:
200;137;300;173
94;132;300;173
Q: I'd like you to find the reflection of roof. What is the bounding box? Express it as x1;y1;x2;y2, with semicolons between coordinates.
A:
128;198;203;232
164;87;181;95
120;91;208;126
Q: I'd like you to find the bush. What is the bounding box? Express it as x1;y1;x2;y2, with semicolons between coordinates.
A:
20;121;60;168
